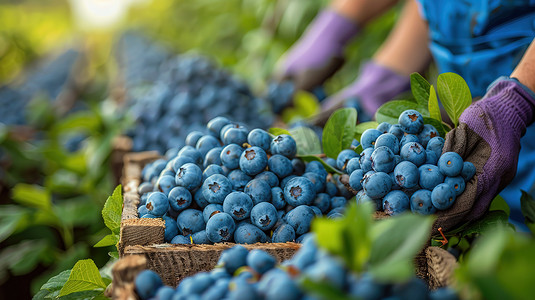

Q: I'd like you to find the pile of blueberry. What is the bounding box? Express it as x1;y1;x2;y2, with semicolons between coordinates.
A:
339;110;476;216
117;33;299;155
134;236;459;300
136;116;353;244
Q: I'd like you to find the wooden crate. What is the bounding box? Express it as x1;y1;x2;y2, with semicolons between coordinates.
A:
110;246;457;300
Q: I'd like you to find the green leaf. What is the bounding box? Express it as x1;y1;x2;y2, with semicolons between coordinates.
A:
375;100;429;125
300;278;352;300
268;127;291;137
0;205;29;243
289;126;322;156
33;269;71;300
410;73;431;106
428;85;442;122
12;184;52;212
0;239;50;277
102;185;123;235
489;195;511;217
322;108;357;159
436;72;472;127
297;155;341;174
282;90;320;123
446;210;510;237
94;234;119;248
520;190;535;224
369;213;434;282
354;121;379;142
58;259;107;297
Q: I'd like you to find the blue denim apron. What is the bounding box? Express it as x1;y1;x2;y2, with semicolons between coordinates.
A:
418;0;535;227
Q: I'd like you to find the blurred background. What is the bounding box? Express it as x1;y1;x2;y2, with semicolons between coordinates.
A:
0;0;396;298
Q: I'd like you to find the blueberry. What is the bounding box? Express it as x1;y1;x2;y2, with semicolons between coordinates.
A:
218;245;248;274
234;222;269;244
222;126;248;146
191;230;211;244
417;124;438;148
239;146;268;176
303;172;325;193
291;158;306;175
359;147;374;172
400;142;427;166
283;177;316;206
383;190;410;216
324;157;336;170
207;116;231;137
388;124;405;141
270;134;297;159
194;188;209;208
336;149;358;172
392;277;428;300
267;154;293;178
461;161;476;181
272;223;296;243
330;196;347;209
280;175;297;190
371;146;396;173
220;144;243;170
264;272;301;300
360;129;383;149
400;134;420;148
350;139;361;149
285;205;315;235
375;133;400;155
247;250;276;274
410;189;436;215
203;203;224;223
170;234;191;244
227;169;252;191
425;150;439;165
202;174;233;204
177;209;204;235
175;163;202;190
399;109;424;134
206;212;236;243
426;136;445;157
346;157;361;174
270;187;286;210
419;164;445;190
146;192;169;216
305;161;328;180
155;175;175;196
310;206;323;216
393;161;419;189
203;147;223;168
304;257;346;290
313;193;331;213
376;122;392;133
247;129;271;151
244;179;271;205
185;131;205;147
196;135;221;158
202;279;230;299
138;182;154;195
445;176;465;196
250;202;278;231
223;192;254;221
163;216;179;243
134;270;162;299
154;286;174;300
349;273;385;300
255;171;279;188
202;164;225;181
138;202;150;217
178;146;203;167
429;287;460;300
362;172;392;199
168;186;192;212
431;183;456;210
172;156;196;173
349;169;365;191
438;152;464;177
325;181;338;197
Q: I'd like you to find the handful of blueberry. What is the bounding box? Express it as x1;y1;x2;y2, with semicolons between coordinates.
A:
342;110;476;216
134;236;459;300
136;116;353;244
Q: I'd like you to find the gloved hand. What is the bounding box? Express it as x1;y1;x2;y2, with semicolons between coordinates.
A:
278;10;359;91
311;61;410;125
435;77;535;232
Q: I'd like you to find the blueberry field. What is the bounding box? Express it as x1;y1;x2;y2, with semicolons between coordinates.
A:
1;1;535;300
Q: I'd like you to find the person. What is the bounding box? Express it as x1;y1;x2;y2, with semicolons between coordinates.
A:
277;0;535;231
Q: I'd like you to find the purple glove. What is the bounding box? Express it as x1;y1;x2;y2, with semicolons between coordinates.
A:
279;10;359;91
311;61;410;124
436;77;535;232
